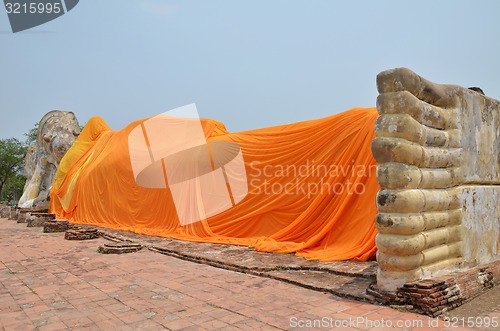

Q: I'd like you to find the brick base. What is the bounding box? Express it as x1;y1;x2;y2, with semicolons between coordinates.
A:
64;227;100;240
43;220;71;233
368;260;500;317
97;242;143;254
20;212;56;228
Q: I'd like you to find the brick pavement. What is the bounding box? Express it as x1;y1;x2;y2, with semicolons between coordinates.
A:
99;227;377;302
0;219;496;330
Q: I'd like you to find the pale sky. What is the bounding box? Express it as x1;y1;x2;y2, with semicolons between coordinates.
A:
1;0;499;140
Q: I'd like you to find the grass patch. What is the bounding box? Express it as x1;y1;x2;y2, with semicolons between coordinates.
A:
21;281;37;295
207;303;224;309
275;265;291;271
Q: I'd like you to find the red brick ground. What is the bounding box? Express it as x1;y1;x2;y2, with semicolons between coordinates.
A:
0;219;497;330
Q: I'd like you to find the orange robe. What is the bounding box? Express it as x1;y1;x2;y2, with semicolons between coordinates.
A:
50;107;379;261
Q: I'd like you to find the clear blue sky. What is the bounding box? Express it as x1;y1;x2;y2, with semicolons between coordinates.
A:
1;0;499;140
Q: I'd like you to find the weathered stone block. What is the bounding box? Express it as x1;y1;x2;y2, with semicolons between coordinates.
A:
16;212;27;223
7;208;19;220
43;220;70;233
64;227;99;240
97;242;143;254
0;205;11;218
25;212;56;227
26;217;49;227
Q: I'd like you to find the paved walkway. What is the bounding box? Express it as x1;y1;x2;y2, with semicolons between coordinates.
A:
97;225;377;302
0;219;495;330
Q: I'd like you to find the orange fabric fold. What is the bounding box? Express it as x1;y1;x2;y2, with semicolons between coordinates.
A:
50;107;379;261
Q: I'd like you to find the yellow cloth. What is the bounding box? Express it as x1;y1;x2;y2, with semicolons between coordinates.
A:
50;107;379;261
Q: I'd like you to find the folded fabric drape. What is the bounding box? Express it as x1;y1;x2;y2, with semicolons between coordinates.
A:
50;107;379;261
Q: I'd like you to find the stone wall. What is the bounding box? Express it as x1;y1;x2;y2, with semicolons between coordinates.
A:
373;68;500;291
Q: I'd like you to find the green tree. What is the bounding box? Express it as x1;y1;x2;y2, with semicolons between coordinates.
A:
24;122;38;146
0;138;26;201
2;174;26;204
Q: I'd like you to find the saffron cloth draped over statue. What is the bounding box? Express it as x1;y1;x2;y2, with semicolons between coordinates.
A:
50;107;379;261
